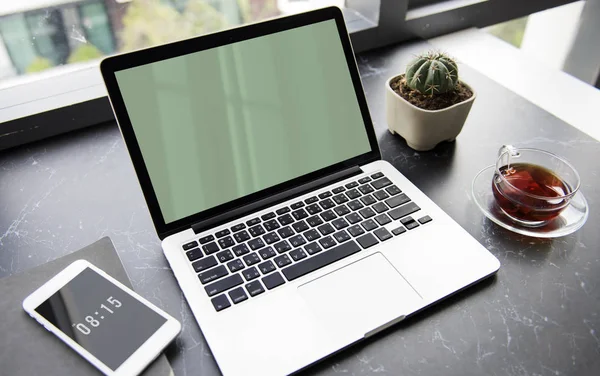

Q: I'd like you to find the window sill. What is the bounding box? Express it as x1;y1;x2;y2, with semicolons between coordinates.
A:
406;0;488;21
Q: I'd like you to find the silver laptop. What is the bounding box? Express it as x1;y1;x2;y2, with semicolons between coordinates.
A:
100;7;500;376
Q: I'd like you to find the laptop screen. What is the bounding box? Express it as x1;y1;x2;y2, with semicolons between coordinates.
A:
114;19;372;224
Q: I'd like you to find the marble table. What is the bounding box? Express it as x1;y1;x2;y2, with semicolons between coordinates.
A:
1;40;598;375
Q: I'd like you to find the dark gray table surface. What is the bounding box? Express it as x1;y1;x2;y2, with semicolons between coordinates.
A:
1;40;599;376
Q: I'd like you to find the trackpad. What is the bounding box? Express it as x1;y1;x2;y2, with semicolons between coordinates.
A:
298;253;422;337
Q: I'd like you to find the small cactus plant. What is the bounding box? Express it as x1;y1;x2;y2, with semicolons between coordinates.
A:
405;51;458;95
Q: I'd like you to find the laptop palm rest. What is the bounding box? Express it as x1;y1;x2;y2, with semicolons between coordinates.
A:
297;252;422;338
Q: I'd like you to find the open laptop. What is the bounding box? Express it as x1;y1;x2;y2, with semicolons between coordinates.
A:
100;7;500;376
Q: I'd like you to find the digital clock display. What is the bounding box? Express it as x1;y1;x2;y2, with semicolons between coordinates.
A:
35;267;167;370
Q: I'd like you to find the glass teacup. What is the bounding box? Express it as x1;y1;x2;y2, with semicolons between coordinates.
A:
492;145;580;227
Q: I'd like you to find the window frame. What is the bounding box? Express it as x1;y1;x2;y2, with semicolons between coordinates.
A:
0;0;577;151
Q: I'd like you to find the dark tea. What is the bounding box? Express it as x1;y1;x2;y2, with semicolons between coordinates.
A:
492;162;572;224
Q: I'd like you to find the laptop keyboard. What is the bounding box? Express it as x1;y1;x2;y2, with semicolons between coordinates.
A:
180;171;433;312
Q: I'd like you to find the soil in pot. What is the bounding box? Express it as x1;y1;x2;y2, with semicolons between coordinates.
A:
390;74;473;111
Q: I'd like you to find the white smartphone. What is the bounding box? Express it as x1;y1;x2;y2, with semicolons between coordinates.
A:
23;260;181;376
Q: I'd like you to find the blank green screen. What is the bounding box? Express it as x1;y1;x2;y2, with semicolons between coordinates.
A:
115;20;372;224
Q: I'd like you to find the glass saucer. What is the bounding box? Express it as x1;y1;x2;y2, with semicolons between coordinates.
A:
471;165;589;238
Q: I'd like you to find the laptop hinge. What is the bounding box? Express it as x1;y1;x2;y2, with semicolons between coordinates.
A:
192;166;362;234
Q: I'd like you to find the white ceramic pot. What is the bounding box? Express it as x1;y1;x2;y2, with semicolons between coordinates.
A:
386;74;476;151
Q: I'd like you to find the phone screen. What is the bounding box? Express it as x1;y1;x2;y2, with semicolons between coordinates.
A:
34;267;167;370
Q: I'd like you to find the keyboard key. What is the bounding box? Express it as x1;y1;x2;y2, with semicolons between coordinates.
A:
233;230;250;243
332;186;345;194
406;221;420;230
400;216;415;225
358;185;374;194
307;215;324;227
278;214;295;226
289;234;307;248
261;212;276;220
274;254;292;268
246;217;260;226
290;201;304;209
358;177;371;184
199;265;228;284
385;194;410;208
356;233;379;249
292;220;309;233
186;248;203;262
262;272;285;290
278;226;295;238
258;260;276;274
321;210;337;222
292;208;308;221
248;238;266;250
232;244;250;257
215;229;230;238
263;232;280;245
320;198;335;209
259;246;277;260
317;223;335;236
205;273;243;297
243;252;261;266
216;250;234;263
246;281;265;297
334;205;350;216
211;294;230;312
263;219;280;232
374;213;391;226
218;236;235;249
198;235;214;244
304;229;321;241
418;215;433;224
306;204;322;215
360;195;376;206
332;193;349;205
282;241;361;281
231;223;246;232
392;226;407;235
346;189;361;199
372;202;389;213
274;240;291;254
389;202;421;220
319;236;337;249
333;230;351;243
373;227;393;241
289;248;307;261
227;259;245;272
347;200;364;211
345;212;362;224
183;241;198;251
242;267;260;281
305;196;318;204
192;255;217;272
386;185;402;196
318;191;332;199
248;224;265;237
359;207;376;219
371;172;384;179
276;207;290;215
305;242;322;255
202;242;219;255
331;214;350;229
371;177;392;190
374;190;390;201
345;181;359;189
229;287;248;304
361;219;378;231
347;225;365;237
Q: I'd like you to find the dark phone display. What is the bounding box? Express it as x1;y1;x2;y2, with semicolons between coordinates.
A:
35;267;167;370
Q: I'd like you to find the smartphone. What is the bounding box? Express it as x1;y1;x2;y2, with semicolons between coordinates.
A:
23;260;181;376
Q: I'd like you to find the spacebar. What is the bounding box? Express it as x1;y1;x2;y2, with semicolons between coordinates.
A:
282;241;361;281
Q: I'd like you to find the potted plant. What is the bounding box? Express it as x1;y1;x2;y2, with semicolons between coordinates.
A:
386;51;476;151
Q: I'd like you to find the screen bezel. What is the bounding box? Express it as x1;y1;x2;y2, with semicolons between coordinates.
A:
100;7;381;239
22;260;181;376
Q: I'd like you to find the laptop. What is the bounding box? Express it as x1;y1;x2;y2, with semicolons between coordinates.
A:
100;7;500;376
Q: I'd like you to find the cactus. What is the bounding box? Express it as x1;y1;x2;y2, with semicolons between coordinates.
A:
405;52;458;95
